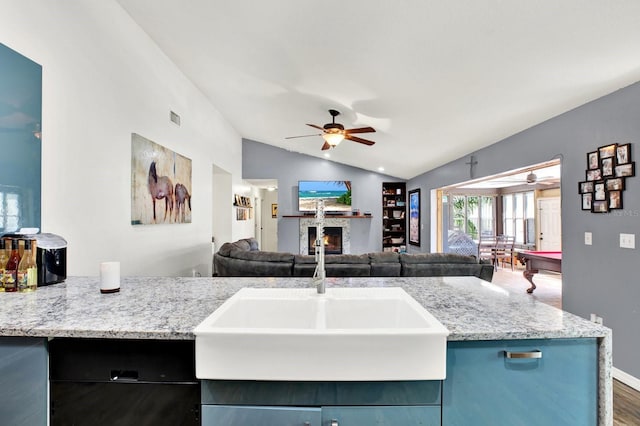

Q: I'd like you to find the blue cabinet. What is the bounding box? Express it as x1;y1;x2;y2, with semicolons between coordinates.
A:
442;338;597;426
0;337;48;425
202;405;440;426
202;405;321;425
201;380;441;426
323;406;440;425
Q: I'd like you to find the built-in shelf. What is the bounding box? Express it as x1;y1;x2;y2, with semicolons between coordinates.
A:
382;182;407;250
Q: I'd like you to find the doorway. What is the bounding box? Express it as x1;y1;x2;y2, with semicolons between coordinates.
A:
212;165;232;274
245;179;278;252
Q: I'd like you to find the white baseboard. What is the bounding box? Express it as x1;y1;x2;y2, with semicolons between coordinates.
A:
613;367;640;391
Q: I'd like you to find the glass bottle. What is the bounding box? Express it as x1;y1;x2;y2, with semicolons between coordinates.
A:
4;239;21;292
0;239;7;292
18;239;37;292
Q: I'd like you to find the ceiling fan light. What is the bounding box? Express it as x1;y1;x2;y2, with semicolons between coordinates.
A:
322;132;344;146
526;172;537;184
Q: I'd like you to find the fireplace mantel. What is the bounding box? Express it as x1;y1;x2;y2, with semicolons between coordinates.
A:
283;215;371;219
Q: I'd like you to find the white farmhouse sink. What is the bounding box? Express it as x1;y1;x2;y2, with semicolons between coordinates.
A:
194;287;449;381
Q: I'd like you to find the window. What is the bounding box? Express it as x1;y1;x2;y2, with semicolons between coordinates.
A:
448;194;496;240
502;191;535;245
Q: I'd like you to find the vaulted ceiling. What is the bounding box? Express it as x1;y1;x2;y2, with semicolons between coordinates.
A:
116;0;640;179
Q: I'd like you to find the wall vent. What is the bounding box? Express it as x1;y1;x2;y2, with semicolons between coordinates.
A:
170;110;181;126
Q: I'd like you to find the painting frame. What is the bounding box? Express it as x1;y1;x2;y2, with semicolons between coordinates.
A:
578;181;594;194
598;143;617;159
271;203;278;218
605;177;624;191
408;188;421;246
616;143;631;164
608;190;623;210
615;162;635;178
581;193;592;211
131;133;192;225
591;200;609;213
587;151;599;170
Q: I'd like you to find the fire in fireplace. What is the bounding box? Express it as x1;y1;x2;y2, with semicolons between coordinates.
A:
308;227;343;255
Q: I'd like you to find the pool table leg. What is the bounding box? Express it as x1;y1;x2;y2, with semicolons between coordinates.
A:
523;269;538;294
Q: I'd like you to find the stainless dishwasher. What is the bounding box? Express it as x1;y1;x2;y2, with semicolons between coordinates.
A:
49;338;200;425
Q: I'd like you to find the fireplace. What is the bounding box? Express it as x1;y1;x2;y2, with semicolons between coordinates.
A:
308;227;343;255
299;218;350;255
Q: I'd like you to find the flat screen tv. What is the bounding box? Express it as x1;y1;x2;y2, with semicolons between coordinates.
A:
298;180;352;212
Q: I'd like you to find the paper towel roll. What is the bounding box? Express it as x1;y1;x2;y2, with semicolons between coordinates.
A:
100;261;120;293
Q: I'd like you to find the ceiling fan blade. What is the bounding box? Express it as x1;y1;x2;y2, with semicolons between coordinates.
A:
345;126;376;134
321;141;331;150
285;133;322;139
306;124;326;132
344;134;375;146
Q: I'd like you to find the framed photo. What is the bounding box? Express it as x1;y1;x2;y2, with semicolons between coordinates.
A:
586;169;602;181
598;143;617;159
605;177;624;191
579;181;594;194
609;190;623;210
591;200;609;213
408;188;421;246
587;151;599;170
581;193;592;211
593;182;606;201
601;157;614;177
616;143;631;164
271;203;278;218
578;181;593;194
615;162;635;178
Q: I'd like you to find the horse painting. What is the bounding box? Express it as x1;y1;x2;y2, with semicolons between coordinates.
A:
148;161;174;222
132;133;191;225
174;183;192;223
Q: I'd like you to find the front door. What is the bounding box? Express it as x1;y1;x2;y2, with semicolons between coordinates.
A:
538;197;561;251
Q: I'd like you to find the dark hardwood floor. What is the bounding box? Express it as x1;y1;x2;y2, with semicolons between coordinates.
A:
490;267;640;425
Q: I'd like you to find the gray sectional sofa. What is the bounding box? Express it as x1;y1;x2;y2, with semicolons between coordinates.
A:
214;238;494;282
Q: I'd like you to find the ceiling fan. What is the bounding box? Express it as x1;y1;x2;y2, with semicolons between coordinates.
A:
285;109;376;150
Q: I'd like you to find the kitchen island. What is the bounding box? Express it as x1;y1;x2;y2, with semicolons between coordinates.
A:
0;276;611;425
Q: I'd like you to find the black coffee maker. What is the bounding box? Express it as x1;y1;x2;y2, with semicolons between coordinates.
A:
33;233;67;286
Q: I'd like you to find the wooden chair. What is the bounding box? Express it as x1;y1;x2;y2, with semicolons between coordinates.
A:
477;235;497;267
493;235;516;270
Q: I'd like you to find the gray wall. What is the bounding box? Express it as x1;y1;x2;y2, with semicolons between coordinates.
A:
242;139;403;254
408;81;640;378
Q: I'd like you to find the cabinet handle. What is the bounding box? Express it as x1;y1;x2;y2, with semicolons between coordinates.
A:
504;350;542;359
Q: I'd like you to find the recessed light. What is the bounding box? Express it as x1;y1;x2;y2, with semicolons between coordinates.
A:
378;167;385;172
324;153;330;158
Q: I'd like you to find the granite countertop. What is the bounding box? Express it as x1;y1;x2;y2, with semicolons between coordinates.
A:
0;275;610;341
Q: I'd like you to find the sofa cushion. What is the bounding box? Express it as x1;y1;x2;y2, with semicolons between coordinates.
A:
368;252;400;263
215;255;293;277
245;238;259;251
325;254;370;264
294;255;317;264
217;242;237;257
402;263;485;277
400;253;478;264
233;239;252;252
230;249;294;263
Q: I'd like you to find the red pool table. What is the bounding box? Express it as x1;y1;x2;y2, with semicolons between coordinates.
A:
517;251;562;294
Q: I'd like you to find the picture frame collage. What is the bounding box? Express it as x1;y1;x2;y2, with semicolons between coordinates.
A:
579;143;634;213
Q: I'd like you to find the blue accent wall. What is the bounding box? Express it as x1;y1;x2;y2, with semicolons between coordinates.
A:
0;43;42;233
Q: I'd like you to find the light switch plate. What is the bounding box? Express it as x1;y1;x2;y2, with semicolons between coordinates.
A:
584;232;592;245
620;233;635;249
